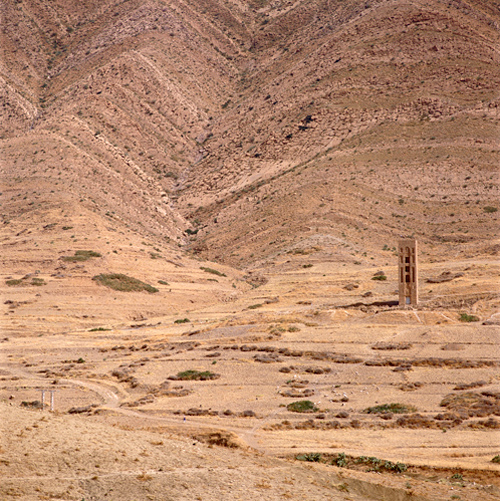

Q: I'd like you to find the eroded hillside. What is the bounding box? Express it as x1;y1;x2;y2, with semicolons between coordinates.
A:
1;0;499;264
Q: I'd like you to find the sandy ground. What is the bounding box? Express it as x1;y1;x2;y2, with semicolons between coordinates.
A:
1;254;499;500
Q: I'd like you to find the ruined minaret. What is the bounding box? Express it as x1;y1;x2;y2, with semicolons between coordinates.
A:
398;239;418;306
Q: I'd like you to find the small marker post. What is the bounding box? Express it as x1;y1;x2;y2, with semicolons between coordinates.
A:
49;390;56;412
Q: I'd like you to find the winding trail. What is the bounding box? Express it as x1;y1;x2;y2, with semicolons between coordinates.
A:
0;362;274;452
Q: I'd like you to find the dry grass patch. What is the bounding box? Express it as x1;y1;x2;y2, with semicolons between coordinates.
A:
440;392;500;417
61;250;101;262
6;277;46;287
193;430;244;449
364;403;417;414
168;370;220;381
92;274;159;293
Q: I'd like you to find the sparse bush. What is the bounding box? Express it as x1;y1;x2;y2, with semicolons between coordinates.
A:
459;313;479;322
6;277;46;287
158;280;169;285
92;274;158;293
296;452;322;462
371;275;387;281
62;250;101;262
21;400;43;409
287;400;318;413
89;327;111;332
6;279;23;286
174;318;190;324
248;303;263;309
171;370;219;381
364;403;416;414
354;456;407;472
440;391;500;417
491;455;500;463
200;266;226;277
484;206;498;213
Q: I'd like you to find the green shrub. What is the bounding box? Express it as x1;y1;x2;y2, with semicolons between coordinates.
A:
158;280;169;285
31;278;46;286
335;452;347;467
363;403;416;414
491;455;500;464
484;206;498;213
296;453;322;462
89;327;111;332
459;313;479;322
92;274;158;293
248;303;263;309
62;250;101;262
287;400;318;413
354;456;407;472
174;318;190;324
200;266;226;277
371;275;387;281
76;358;85;364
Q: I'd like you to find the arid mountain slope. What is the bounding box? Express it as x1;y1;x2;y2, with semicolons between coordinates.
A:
178;0;500;266
1;0;499;266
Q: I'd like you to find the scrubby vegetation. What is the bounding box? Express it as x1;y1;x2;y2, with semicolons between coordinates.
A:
6;277;46;287
200;266;226;277
440;391;500;417
296;452;407;473
169;370;220;381
364;403;417;414
62;250;101;262
287;400;318;413
354;456;407;472
92;274;158;293
6;279;23;286
458;313;479;322
296;452;322;462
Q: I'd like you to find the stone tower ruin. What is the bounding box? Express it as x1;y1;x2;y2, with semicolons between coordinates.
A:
398;239;418;306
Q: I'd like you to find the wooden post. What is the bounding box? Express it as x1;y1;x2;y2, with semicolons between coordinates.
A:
41;390;45;410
